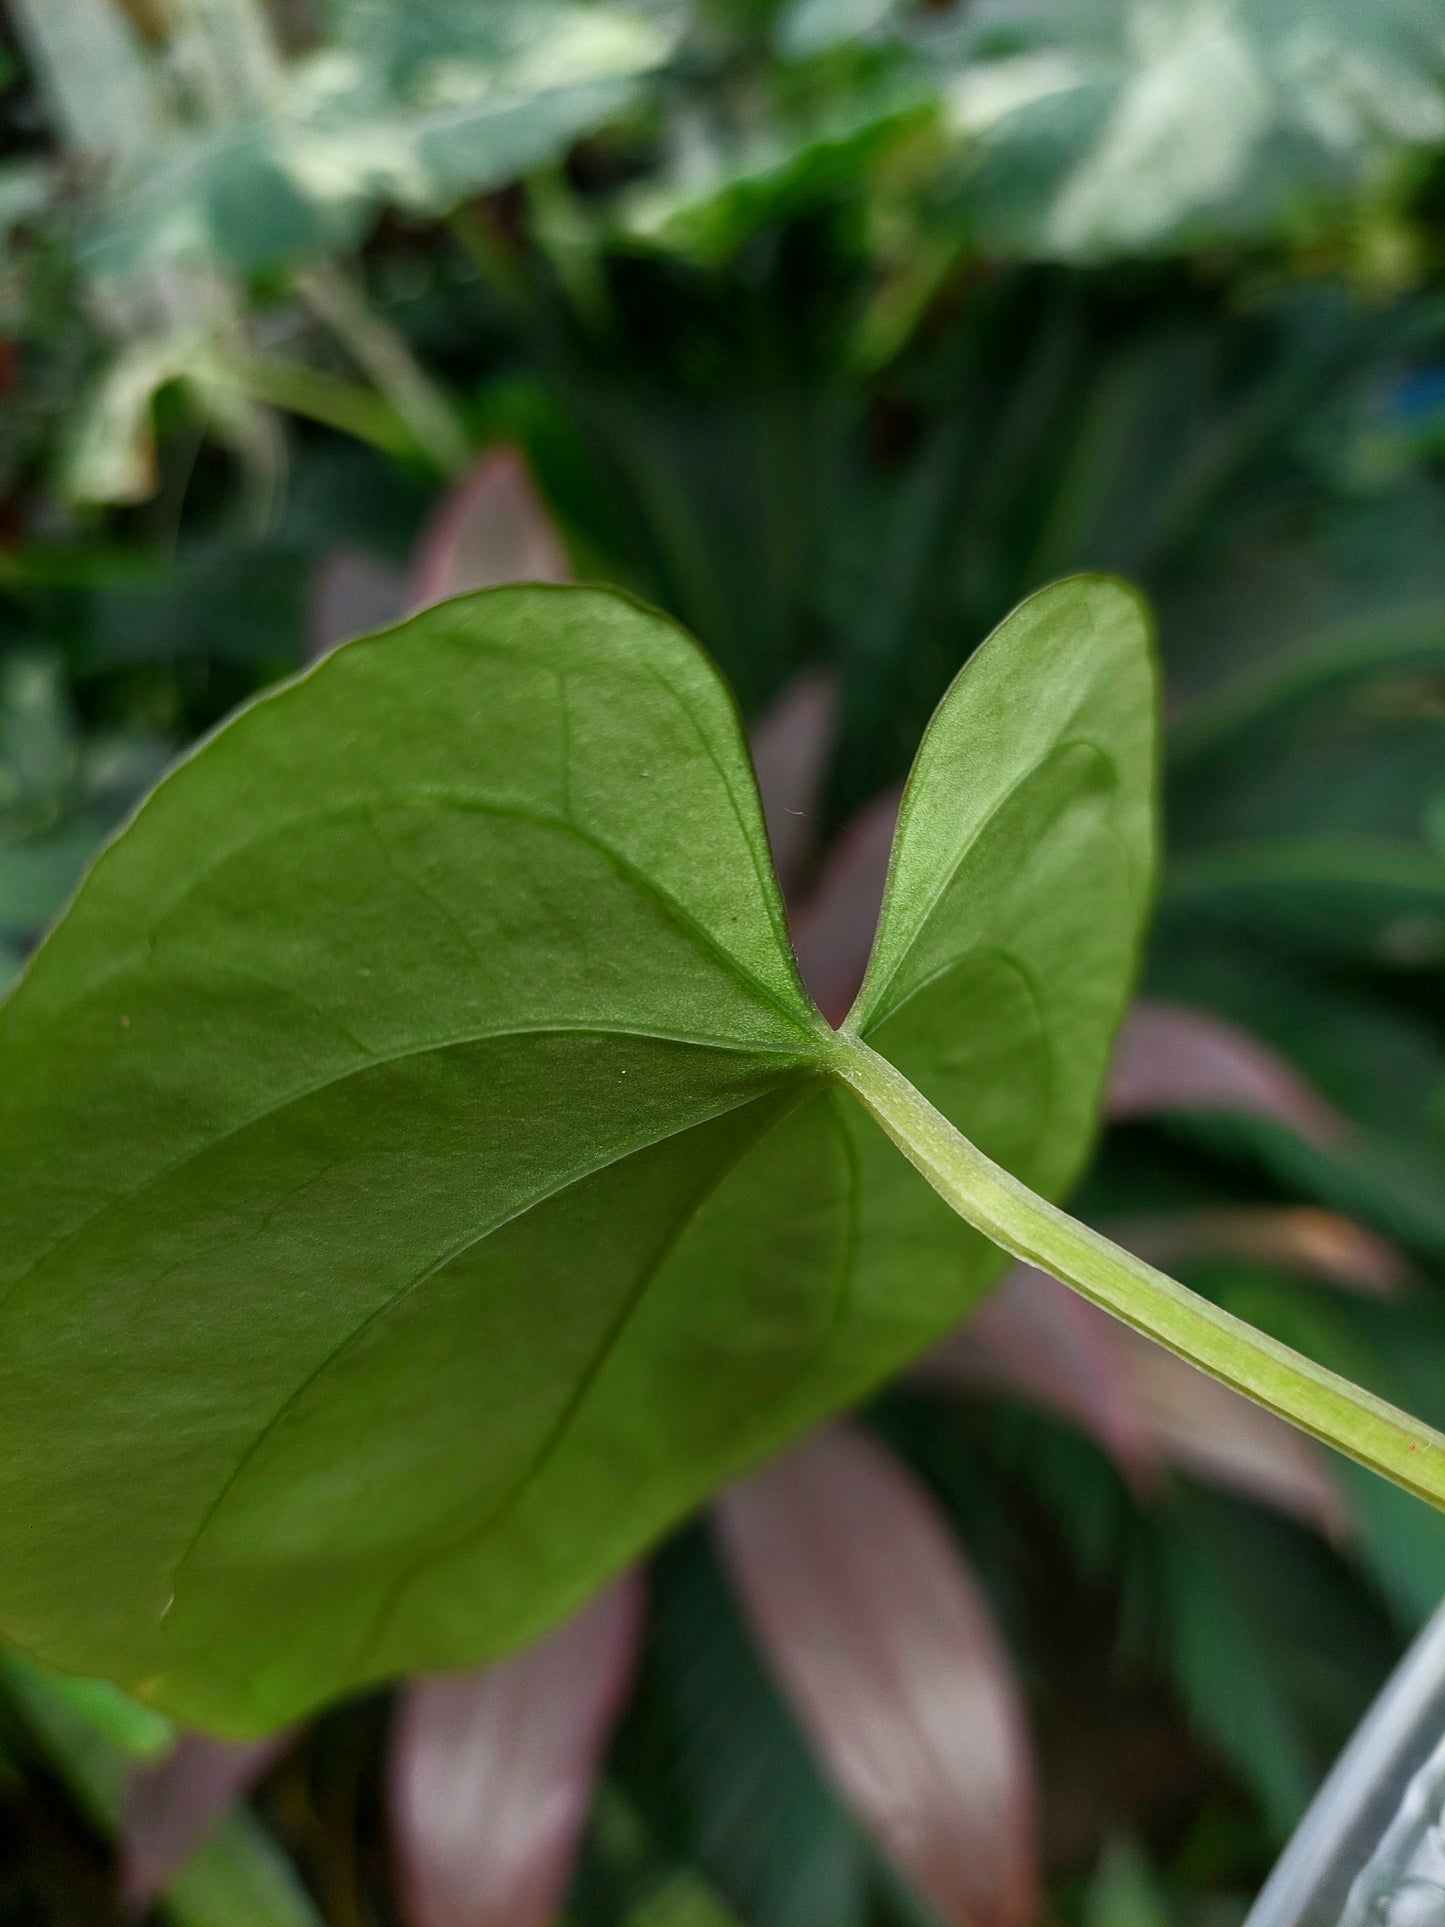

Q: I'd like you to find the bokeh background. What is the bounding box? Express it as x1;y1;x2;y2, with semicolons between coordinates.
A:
4;3;1445;1923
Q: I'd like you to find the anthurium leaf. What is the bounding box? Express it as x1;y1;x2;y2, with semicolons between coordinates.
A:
0;577;1154;1736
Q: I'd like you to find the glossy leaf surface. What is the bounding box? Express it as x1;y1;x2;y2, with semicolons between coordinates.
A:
0;577;1154;1733
390;1576;643;1927
717;1428;1038;1927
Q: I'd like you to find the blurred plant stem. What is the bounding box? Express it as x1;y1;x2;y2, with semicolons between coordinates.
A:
241;355;428;464
294;265;468;475
448;204;529;314
167;0;282;113
7;0;170;166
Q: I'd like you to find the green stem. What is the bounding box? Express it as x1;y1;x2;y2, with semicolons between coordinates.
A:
830;1034;1445;1511
447;206;526;311
240;355;421;462
295;265;468;476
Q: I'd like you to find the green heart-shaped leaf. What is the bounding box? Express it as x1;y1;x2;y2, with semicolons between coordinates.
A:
0;578;1153;1733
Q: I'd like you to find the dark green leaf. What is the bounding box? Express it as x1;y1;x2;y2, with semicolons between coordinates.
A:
1160;1492;1393;1842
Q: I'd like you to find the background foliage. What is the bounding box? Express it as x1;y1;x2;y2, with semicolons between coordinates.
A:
2;0;1445;1921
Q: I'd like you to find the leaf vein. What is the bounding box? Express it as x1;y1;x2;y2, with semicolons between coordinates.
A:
857;737;1119;1032
0;1023;807;1319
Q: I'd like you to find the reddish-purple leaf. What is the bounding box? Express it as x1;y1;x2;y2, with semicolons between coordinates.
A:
1108;1000;1344;1147
749;672;837;901
790;789;901;1023
309;548;406;659
716;1427;1038;1927
920;1265;1347;1540
389;1575;644;1927
407;448;570;610
121;1731;293;1911
918;1265;1160;1490
1118;1326;1350;1542
1115;1205;1409;1297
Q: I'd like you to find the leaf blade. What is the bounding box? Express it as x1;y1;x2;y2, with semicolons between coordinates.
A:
851;575;1158;1205
0;576;1167;1737
390;1576;644;1927
716;1427;1038;1927
0;586;827;1729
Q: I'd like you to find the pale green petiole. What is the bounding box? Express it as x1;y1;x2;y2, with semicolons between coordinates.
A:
830;1033;1445;1513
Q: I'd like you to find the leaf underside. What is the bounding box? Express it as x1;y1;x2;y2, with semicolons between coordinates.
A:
0;578;1155;1734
